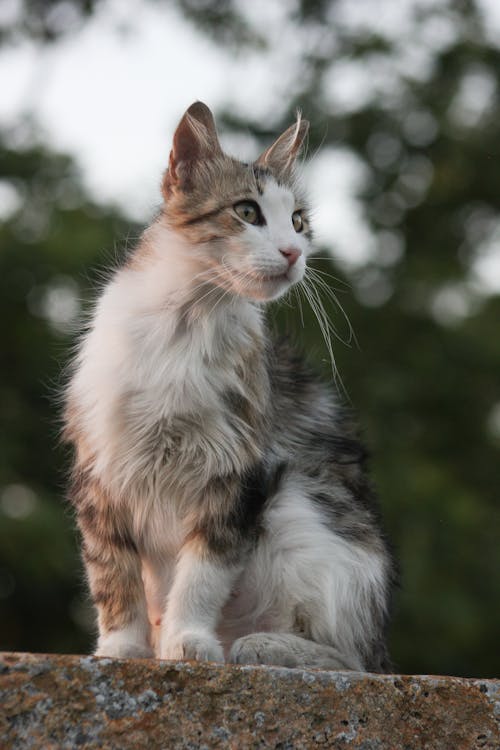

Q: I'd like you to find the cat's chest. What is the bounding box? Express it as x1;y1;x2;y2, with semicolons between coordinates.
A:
125;358;265;557
118;326;268;499
128;302;265;417
127;341;256;441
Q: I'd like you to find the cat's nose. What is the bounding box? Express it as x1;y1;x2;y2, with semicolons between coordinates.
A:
279;247;301;267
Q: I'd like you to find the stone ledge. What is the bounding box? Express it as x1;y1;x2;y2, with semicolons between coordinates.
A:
1;652;499;749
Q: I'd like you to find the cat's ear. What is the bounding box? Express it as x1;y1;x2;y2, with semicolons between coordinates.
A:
256;113;309;177
164;101;222;195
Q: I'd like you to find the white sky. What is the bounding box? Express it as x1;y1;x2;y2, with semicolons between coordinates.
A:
0;0;499;294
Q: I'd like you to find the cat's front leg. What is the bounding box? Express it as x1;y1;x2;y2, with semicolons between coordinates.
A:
75;484;152;659
159;535;240;662
159;467;264;662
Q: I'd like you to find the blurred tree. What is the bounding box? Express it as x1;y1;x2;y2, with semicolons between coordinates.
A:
0;0;101;44
0;131;139;653
0;0;498;677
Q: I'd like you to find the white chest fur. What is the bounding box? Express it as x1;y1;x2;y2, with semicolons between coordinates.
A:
68;228;266;546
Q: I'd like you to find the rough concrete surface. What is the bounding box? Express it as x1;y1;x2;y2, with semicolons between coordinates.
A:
0;652;499;749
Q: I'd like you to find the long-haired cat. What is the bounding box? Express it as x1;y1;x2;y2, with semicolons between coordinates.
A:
64;102;396;672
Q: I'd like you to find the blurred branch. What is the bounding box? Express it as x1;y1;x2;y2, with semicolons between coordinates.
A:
0;0;102;45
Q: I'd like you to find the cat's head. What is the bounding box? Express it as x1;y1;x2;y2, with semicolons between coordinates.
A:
162;101;311;302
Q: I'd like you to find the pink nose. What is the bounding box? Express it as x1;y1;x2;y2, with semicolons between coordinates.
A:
280;247;301;267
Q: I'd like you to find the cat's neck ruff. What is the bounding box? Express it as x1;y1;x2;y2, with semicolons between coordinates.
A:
68;221;266;488
127;219;264;352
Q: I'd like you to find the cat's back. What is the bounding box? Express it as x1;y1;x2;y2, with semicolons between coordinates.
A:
266;337;355;457
265;337;383;532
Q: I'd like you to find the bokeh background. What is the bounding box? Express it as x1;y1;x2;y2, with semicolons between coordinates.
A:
1;0;499;678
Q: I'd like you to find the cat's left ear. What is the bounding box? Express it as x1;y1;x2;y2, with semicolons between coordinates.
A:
163;101;222;196
256;113;309;177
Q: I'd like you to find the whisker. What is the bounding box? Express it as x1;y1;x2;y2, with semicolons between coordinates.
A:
297;275;349;399
293;284;305;328
305;268;358;349
305;264;350;289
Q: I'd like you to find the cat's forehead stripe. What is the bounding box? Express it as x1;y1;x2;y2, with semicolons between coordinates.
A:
252;164;272;196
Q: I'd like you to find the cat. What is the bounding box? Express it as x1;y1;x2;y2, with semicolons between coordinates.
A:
63;101;396;672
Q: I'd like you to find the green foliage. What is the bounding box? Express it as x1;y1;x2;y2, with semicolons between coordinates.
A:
0;0;498;677
0;134;137;655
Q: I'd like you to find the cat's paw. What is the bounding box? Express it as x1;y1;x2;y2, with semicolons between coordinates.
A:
230;632;363;670
95;631;154;659
229;633;299;667
160;630;224;663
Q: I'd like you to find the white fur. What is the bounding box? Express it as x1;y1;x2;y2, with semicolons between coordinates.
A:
217;476;388;666
95;619;152;659
159;547;239;662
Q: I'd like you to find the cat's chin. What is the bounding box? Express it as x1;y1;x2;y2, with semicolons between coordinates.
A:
232;272;301;302
239;278;293;302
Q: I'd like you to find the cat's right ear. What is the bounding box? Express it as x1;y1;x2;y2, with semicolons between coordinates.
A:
163;102;222;197
256;113;309;179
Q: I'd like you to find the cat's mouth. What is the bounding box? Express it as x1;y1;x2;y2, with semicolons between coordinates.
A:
246;265;301;284
260;272;289;284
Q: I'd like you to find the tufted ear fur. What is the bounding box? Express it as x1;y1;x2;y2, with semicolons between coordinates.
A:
256;113;309;179
163;101;223;196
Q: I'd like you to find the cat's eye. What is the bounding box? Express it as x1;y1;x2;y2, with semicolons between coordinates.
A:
234;200;263;226
292;211;304;233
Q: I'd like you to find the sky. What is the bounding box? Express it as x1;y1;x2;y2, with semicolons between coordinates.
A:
1;0;499;291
